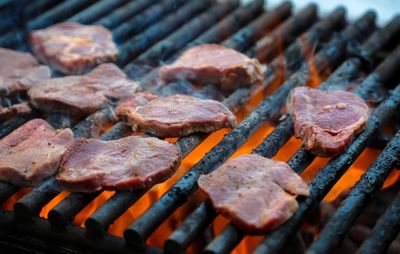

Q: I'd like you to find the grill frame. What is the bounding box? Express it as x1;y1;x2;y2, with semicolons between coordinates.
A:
0;1;399;253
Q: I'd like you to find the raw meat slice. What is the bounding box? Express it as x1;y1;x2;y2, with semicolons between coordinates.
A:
160;44;265;90
29;22;119;74
198;154;309;234
0;48;51;96
28;63;140;116
120;94;236;137
0;119;74;186
57;136;181;192
116;92;158;118
286;87;370;157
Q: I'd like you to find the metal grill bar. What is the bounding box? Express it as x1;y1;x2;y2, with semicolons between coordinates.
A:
165;201;217;253
27;0;96;30
0;210;160;254
123;12;376;251
95;0;158;29
117;0;215;65
357;175;400;254
70;107;118;139
22;0;64;21
67;0;129;24
0;181;18;205
185;0;279;49
48;192;100;231
248;4;318;62
253;83;400;253
223;2;291;52
112;0;188;43
308;130;400;253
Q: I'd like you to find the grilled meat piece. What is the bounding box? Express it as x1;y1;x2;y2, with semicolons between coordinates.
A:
119;94;236;137
57;136;181;192
0;48;51;96
0;119;74;187
116;92;158;118
0;102;32;122
160;44;265;90
286;87;370;157
28;63;140;116
198;154;309;234
29;22;119;74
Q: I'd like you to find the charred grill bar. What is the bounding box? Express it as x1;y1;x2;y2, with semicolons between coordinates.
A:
308;130;400;254
0;1;400;254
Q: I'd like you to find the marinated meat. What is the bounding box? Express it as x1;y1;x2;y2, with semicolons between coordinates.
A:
286;87;370;157
0;48;51;96
0;102;32;122
160;44;265;90
0;119;74;187
57;136;181;192
116;92;158;118
28;63;140;116
29;22;119;74
120;94;236;137
198;154;310;234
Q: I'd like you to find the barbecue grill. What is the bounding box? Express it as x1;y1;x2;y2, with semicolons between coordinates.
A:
0;0;399;253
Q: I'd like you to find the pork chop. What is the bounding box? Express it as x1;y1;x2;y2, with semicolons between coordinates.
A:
28;63;140;116
0;119;74;187
160;44;265;90
198;154;309;234
119;94;236;137
29;22;119;74
57;136;181;192
0;48;51;96
286;87;370;157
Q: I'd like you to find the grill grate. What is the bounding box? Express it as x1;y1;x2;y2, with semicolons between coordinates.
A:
0;1;399;253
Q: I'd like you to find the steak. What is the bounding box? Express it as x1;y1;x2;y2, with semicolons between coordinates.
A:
198;154;309;234
57;136;181;192
119;94;236;137
286;87;370;157
29;22;119;74
160;44;265;90
0;119;74;187
28;63;140;116
0;48;51;96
